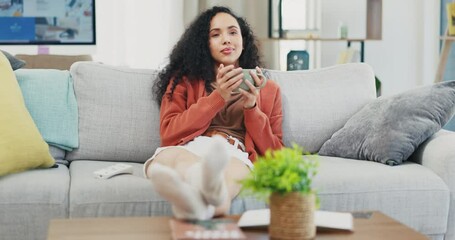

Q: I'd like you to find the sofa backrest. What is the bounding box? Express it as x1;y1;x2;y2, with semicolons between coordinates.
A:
268;63;376;153
66;62;160;163
66;62;375;162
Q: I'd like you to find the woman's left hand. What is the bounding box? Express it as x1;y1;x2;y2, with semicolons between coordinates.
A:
239;66;264;109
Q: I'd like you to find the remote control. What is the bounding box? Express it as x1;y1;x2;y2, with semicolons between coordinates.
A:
93;163;133;179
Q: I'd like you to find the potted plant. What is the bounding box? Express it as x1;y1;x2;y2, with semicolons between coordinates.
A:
241;144;319;240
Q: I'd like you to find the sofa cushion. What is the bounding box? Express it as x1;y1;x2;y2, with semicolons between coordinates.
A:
68;160;266;218
66;62;160;163
267;63;376;153
68;160;175;217
15;69;79;151
0;164;69;240
315;156;449;236
319;81;455;165
0;51;55;177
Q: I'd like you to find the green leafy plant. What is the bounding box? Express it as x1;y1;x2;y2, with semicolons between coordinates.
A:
240;144;318;200
375;75;382;97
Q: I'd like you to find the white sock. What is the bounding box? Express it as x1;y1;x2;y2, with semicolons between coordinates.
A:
147;163;215;220
186;136;230;206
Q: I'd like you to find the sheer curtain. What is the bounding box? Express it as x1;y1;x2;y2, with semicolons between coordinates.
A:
94;0;184;69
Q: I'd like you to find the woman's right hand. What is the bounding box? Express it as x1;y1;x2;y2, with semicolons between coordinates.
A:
215;64;243;101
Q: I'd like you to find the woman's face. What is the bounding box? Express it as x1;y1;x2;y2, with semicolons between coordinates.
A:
208;12;243;67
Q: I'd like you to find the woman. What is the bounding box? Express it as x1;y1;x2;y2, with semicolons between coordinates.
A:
145;6;283;220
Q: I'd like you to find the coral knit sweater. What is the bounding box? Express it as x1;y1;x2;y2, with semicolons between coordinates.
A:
159;77;284;162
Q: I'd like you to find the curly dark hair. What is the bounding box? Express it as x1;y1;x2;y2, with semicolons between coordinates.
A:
153;6;262;106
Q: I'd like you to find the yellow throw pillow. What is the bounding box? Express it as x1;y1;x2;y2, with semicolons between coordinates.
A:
0;51;55;177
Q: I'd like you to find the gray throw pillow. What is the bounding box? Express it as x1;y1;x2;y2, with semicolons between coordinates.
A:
1;50;26;70
318;80;455;165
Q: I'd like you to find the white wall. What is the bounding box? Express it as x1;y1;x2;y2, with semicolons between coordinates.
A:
319;0;366;67
320;0;439;96
93;0;184;68
365;0;439;96
320;0;367;39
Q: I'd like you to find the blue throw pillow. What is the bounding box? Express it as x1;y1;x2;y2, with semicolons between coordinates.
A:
15;69;79;151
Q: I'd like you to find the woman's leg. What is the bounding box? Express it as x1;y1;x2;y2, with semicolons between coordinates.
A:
183;138;250;216
147;147;200;176
145;138;250;218
213;157;250;216
146;147;213;220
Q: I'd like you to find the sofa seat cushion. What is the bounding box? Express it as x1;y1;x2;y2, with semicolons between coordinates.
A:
0;164;69;240
69;161;267;218
230;195;267;215
69;160;168;217
315;157;449;236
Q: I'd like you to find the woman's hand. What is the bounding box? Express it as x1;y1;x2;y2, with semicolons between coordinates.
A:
215;64;243;101
239;66;264;109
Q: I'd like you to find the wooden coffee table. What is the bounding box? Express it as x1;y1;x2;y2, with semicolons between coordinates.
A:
47;211;428;240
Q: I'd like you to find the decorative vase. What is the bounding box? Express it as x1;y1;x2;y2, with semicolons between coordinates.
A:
269;192;316;240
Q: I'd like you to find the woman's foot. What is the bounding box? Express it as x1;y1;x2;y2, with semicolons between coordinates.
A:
147;163;214;220
186;136;230;206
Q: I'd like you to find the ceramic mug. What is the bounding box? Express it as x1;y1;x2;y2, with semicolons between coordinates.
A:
234;69;267;93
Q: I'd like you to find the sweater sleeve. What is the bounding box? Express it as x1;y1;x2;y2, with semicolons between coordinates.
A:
243;81;284;156
160;80;225;146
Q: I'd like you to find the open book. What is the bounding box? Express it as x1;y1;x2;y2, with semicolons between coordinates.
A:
238;209;354;231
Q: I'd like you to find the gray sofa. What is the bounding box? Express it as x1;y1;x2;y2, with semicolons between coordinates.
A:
0;62;453;240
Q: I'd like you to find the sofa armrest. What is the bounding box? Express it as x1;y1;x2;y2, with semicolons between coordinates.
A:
410;129;455;239
411;129;455;183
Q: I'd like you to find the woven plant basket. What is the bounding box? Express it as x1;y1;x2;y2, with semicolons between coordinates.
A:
269;192;316;240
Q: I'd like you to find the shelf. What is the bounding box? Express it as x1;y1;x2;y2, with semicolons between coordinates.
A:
260;37;371;63
268;0;382;40
265;0;382;69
